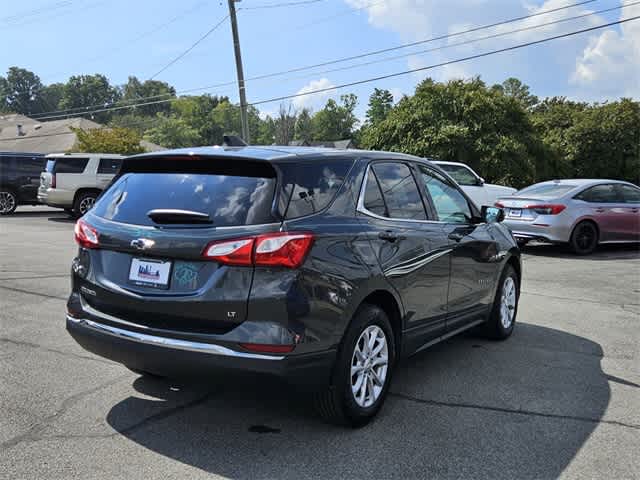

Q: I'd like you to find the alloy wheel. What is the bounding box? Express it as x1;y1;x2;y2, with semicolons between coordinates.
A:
576;224;595;251
500;276;517;329
351;325;389;408
0;191;16;214
79;196;96;215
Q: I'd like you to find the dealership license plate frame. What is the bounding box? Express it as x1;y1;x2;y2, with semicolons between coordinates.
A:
128;257;172;290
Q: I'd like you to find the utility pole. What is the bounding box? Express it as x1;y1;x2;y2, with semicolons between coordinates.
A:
227;0;250;143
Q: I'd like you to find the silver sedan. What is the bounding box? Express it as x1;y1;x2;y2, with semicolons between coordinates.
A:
497;179;640;254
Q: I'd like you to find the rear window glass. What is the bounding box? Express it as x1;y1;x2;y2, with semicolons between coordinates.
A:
517;183;576;197
47;157;89;174
92;172;277;227
278;158;353;219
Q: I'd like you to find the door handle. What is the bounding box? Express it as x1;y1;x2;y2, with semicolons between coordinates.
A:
448;232;465;242
378;231;403;242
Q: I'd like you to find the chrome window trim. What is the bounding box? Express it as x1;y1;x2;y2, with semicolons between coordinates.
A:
67;316;286;361
357;162;461;225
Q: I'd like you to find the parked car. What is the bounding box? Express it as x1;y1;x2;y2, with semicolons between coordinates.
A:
433;161;516;208
0;152;46;215
497;179;640;254
38;153;124;216
66;146;521;426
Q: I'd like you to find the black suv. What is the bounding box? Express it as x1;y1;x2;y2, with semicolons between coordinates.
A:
0;152;46;214
67;147;521;426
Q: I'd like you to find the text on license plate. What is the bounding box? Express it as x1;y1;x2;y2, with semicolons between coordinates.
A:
129;258;172;289
509;208;522;217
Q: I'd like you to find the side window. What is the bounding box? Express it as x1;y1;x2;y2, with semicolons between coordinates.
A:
438;164;479;186
14;157;44;176
418;165;472;223
575;184;619;203
617;184;640;204
371;162;427;220
53;158;89;174
98;158;122;175
363;169;386;216
0;156;15;175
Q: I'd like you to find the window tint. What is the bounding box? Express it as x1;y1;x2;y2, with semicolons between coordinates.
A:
0;156;15;173
437;164;478;186
575;184;619;203
51;157;89;174
617;184;640;204
278;158;353;219
371;162;427;220
92;172;277;227
98;158;122;175
14;157;45;176
363;169;386;216
419;165;472;223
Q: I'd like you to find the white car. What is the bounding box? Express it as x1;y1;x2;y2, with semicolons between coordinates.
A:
38;153;124;216
433;161;517;208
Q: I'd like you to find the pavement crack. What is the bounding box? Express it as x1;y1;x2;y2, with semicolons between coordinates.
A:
0;284;67;301
0;337;115;365
389;392;640;430
0;375;130;451
521;290;639;309
0;274;68;281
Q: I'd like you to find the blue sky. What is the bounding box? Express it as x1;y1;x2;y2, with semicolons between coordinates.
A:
1;0;638;120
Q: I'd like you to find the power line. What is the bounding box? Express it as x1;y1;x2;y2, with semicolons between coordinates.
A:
29;0;601;119
149;14;230;80
6;14;639;137
240;0;324;10
248;16;640;106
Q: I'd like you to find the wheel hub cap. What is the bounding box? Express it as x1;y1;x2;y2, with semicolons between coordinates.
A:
351;325;389;408
0;192;16;213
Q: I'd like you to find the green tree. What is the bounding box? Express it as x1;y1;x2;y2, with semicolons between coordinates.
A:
72;127;145;155
0;76;9;112
361;78;543;188
143;114;201;148
38;83;65;113
365;88;394;125
121;76;176;116
494;78;539;110
294;108;313;142
311;94;358;141
3;67;44;114
255;115;276;145
60;74;120;123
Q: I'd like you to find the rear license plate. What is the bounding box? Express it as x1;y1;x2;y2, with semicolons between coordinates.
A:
509;208;522;217
129;258;172;289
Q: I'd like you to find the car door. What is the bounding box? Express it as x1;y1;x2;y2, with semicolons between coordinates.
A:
615;184;640;241
14;156;44;203
96;157;122;191
416;164;502;332
358;161;450;346
575;184;629;242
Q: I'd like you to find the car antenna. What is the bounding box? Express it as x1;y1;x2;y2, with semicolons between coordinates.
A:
222;135;248;147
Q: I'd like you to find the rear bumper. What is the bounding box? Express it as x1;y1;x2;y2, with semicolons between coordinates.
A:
38;188;73;208
66;315;335;388
504;221;570;243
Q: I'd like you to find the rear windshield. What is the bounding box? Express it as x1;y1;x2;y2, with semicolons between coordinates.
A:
92;172;277;227
516;183;576;197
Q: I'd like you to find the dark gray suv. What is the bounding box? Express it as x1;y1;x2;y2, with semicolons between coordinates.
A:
67;146;521;426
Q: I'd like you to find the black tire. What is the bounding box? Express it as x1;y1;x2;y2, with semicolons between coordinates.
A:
0;188;18;215
64;208;74;216
484;264;519;340
73;191;98;217
570;221;599;255
314;304;396;428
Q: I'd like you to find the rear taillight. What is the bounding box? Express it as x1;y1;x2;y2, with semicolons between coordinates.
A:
203;232;314;268
494;202;504;208
51;174;56;188
526;204;566;215
74;219;99;249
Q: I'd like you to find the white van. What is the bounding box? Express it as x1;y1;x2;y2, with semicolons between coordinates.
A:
38;153;124;216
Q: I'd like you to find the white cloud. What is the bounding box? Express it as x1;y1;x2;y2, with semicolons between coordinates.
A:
293;77;336;110
571;3;640;98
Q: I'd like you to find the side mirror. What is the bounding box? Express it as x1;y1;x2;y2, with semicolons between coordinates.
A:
477;177;485;186
481;205;504;223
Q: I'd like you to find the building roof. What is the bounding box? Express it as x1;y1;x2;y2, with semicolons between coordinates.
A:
0;114;164;154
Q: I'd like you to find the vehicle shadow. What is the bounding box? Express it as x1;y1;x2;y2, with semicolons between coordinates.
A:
106;323;609;479
522;242;640;260
8;210;66;218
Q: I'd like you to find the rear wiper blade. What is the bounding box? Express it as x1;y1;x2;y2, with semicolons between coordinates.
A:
147;209;213;224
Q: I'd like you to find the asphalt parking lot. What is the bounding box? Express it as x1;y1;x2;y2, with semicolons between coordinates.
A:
1;207;639;480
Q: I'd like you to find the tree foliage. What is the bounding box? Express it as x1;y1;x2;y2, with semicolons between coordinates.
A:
60;74;120;123
311;94;358;141
72;127;145;155
365;88;394;126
